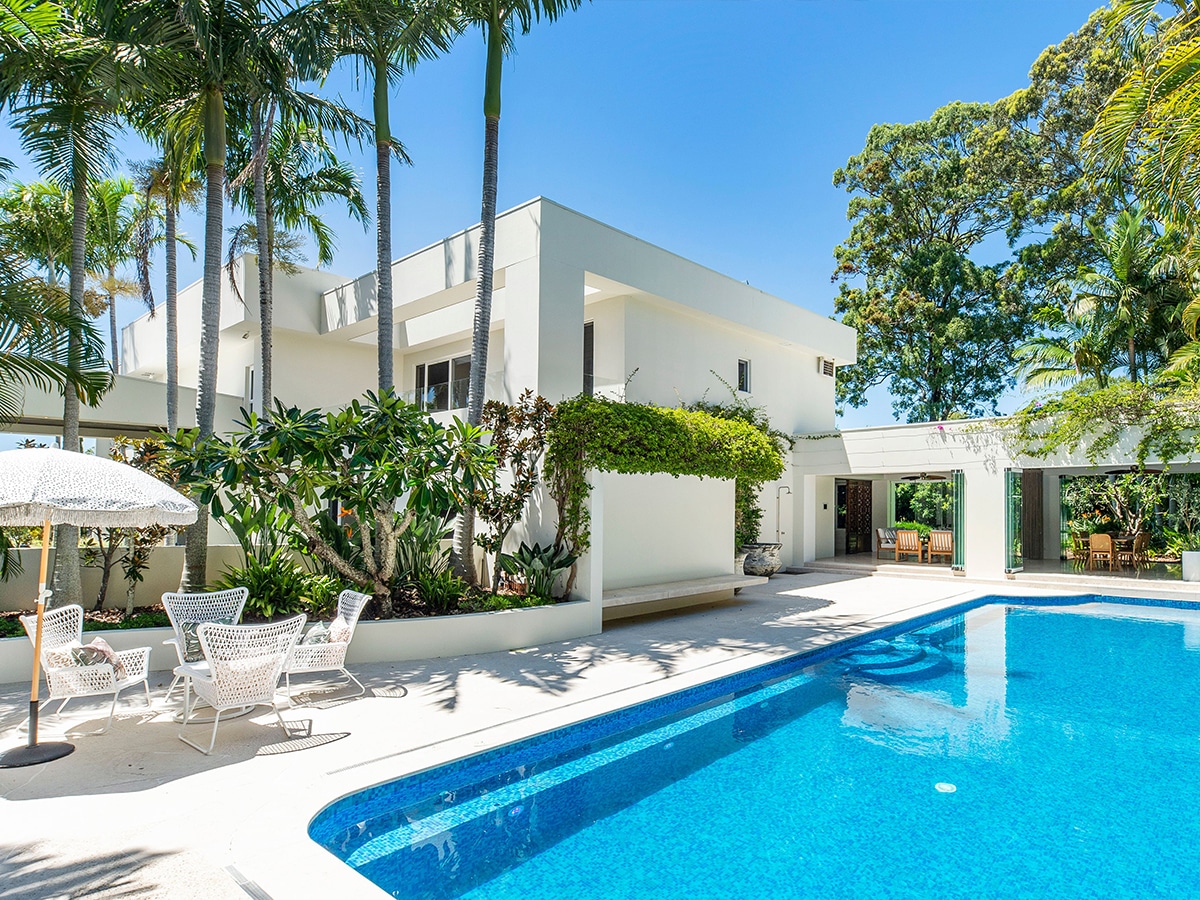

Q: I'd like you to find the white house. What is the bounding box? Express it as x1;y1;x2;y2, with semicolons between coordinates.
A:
121;197;857;576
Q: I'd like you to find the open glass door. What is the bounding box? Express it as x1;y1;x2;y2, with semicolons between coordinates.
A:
951;470;965;571
1005;468;1023;573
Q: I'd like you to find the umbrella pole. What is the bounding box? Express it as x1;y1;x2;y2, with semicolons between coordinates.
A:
0;519;74;767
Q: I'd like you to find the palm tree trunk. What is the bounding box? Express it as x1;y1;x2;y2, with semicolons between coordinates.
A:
165;198;178;433
454;25;505;586
252;113;272;412
53;160;88;607
107;271;119;373
182;87;226;592
452;115;500;584
374;59;393;393
1129;335;1138;383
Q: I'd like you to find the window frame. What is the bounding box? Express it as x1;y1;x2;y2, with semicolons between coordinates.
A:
737;358;752;394
414;353;472;412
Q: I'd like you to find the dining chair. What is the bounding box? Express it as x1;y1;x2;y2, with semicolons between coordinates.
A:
927;530;953;565
1088;533;1118;572
894;530;923;563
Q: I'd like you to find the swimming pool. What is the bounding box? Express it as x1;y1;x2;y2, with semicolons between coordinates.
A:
309;595;1200;899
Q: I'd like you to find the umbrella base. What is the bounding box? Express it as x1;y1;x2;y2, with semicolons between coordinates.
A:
0;741;74;768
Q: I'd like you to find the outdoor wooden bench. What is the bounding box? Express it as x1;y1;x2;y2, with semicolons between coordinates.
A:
601;574;768;609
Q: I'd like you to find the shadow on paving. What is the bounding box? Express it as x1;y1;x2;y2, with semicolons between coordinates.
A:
0;842;171;898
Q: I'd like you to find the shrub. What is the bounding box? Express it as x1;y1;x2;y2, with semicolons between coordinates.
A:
416;571;467;615
892;521;932;539
213;551;340;621
83;611;171;631
458;593;554;613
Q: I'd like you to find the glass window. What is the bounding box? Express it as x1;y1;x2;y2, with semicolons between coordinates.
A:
417;356;471;411
738;359;751;393
583;322;594;397
452;356;471;410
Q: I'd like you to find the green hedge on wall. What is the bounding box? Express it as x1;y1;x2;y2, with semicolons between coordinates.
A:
545;396;785;554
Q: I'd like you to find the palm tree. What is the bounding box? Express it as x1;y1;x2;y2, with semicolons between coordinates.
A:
452;0;584;582
0;180;72;286
1091;1;1200;224
327;0;458;393
227;119;369;406
1014;304;1124;390
86;176;161;373
0;247;110;422
132;146;202;433
0;0;151;604
1067;209;1190;383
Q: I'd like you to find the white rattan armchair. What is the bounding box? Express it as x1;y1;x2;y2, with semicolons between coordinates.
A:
161;588;249;701
283;590;371;705
176;614;306;754
20;604;152;734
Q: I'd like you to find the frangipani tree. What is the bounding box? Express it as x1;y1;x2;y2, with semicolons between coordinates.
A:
168;390;494;616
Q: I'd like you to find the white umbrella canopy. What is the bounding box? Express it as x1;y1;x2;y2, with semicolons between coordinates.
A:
0;447;197;528
0;447;197;767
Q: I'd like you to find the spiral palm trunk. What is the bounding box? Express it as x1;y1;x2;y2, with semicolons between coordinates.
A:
453;115;501;585
1129;336;1138;383
52;163;89;606
253;116;272;413
181;161;225;592
376;141;393;392
165;200;178;433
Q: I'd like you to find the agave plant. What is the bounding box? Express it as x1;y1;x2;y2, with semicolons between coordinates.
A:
499;541;577;601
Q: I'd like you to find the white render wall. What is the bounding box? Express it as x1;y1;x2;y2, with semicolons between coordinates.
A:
600;473;735;590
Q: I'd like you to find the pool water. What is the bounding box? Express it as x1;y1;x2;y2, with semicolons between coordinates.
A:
310;598;1200;899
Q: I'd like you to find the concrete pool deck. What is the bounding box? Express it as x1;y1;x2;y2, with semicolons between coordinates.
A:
0;572;1167;898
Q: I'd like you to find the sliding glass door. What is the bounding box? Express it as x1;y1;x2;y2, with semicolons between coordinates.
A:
1005;468;1023;573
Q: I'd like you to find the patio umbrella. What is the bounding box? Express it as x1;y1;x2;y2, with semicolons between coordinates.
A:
0;448;197;767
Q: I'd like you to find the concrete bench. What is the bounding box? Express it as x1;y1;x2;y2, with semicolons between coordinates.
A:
602;574;768;609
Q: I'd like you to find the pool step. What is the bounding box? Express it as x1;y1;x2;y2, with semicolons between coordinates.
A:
841;639;951;684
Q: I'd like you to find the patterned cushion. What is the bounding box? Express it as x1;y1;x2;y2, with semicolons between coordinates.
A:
181;618;234;662
45;640;83;669
328;615;351;643
83;637;127;680
302;623;331;645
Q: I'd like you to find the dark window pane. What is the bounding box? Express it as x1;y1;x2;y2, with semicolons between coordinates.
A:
738;359;751;393
583;322;595;397
415;364;426;410
452;356;471;409
428;360;450;411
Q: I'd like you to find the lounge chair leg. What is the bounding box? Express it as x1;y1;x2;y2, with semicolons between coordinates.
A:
285;672;293;708
343;669;366;697
143;681;152;706
101;691;119;734
164;675;181;702
273;703;293;739
56;698;70;715
179;706;221;755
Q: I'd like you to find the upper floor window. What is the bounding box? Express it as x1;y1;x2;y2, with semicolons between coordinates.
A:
415;355;471;411
737;358;752;393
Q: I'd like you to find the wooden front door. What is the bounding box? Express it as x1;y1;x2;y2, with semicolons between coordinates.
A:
845;480;872;554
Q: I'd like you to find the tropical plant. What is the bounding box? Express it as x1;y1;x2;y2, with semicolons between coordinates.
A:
1014;303;1125;390
213;550;340;620
0;0;153;604
890;520;932;540
86;176;163;373
167;389;495;616
326;0;459;394
395;506;453;584
454;0;586;584
1091;1;1200;224
472;390;554;590
499;541;576;601
414;570;465;614
0;179;72;286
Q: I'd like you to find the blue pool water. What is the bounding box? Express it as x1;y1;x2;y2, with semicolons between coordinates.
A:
310;596;1200;899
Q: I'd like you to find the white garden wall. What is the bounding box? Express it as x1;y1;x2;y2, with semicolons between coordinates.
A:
600;472;734;591
0;546;244;612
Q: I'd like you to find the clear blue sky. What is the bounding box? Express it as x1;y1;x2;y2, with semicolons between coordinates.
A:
0;0;1104;428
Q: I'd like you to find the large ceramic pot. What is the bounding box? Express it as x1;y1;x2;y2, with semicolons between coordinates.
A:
742;542;783;577
735;549;749;575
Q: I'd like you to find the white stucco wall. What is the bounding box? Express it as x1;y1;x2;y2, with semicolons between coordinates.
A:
600;473;734;591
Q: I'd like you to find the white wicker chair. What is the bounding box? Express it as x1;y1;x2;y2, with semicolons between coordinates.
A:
176;614;306;754
161;588;249;701
283;590;371;705
20;604;152;734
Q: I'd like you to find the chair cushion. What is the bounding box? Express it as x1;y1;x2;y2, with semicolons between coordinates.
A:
302;623;331;645
84;636;127;680
329;615;351;643
181;618;233;662
45;640;83;669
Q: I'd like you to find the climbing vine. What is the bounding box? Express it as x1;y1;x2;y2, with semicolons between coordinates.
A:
545;396;786;562
1001;381;1200;467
